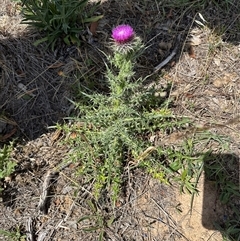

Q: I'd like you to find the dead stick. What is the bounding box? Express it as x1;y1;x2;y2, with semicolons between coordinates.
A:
26;217;34;241
38;170;55;214
154;34;181;73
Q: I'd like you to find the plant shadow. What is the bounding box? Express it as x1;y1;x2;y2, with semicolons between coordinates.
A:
202;152;240;240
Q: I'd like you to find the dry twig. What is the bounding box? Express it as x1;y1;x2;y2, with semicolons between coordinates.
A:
26;217;34;241
154;35;181;73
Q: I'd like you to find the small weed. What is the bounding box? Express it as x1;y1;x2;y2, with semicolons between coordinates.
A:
0;143;16;192
216;214;240;241
204;152;240;204
204;151;240;241
0;226;26;241
77;199;114;241
20;0;103;50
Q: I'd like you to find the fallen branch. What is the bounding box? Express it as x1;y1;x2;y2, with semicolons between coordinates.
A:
37;162;72;214
26;217;34;241
38;170;57;214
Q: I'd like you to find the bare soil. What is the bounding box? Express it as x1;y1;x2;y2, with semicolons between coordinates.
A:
0;0;240;240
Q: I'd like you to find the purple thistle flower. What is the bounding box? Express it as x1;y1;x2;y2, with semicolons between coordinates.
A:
112;24;134;44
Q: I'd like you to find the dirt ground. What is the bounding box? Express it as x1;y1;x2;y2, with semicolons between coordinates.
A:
0;0;240;240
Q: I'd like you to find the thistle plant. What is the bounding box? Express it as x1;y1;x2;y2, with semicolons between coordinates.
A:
64;24;203;205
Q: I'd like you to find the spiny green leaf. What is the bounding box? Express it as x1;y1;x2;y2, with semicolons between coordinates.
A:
83;15;104;23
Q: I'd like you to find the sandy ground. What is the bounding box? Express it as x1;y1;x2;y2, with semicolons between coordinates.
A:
174;175;223;241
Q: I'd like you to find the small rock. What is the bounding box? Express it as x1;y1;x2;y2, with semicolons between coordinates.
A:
158;41;172;50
